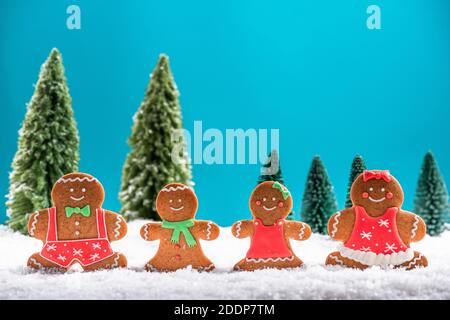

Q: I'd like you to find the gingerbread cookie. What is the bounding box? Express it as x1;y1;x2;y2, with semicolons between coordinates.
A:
27;173;127;271
231;181;311;271
325;170;428;270
140;183;220;272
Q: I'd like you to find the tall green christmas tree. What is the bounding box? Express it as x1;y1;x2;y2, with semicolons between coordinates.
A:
119;54;192;220
414;151;449;236
6;48;80;234
257;150;294;220
345;155;367;208
301;156;338;234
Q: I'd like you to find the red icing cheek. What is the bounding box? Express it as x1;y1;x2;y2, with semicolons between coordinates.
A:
362;192;369;199
386;192;393;199
255;200;262;206
278;201;284;208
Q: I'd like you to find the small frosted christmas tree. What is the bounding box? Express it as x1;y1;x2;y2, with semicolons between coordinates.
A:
257;150;294;220
414;151;449;236
301;156;338;234
119;54;192;220
345;155;367;208
6;48;80;234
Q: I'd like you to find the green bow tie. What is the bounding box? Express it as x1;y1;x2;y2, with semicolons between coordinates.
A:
65;205;91;218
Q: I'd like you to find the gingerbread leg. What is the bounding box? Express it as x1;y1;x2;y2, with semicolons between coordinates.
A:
193;258;215;272
27;252;66;272
396;251;428;270
325;251;369;270
233;256;303;271
83;252;127;271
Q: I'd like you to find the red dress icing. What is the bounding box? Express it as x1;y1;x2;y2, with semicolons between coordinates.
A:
246;218;292;259
344;206;408;254
39;207;114;267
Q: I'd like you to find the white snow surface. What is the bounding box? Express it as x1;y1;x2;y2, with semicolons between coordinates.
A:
0;220;449;300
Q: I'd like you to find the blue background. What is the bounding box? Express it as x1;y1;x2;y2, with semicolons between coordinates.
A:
1;0;449;226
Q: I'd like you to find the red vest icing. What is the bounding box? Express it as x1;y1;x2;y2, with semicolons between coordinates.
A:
344;206;408;255
246;218;292;259
39;207;114;267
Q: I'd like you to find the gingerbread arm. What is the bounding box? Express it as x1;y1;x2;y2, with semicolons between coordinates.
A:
285;221;312;241
231;220;253;239
193;220;220;241
140;222;162;241
27;209;49;242
327;208;355;242
397;210;426;244
104;210;127;242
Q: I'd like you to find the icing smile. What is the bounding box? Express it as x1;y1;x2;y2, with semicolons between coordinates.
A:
69;195;85;201
170;206;184;211
368;196;386;203
262;205;277;211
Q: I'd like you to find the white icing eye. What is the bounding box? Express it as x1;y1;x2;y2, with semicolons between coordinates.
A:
272;197;276;201
381;188;385;192
169;199;173;203
263;197;267;202
178;199;182;203
82;188;86;192
369;187;374;192
70;188;74;192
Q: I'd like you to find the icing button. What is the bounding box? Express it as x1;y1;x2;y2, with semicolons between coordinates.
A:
75;231;80;236
75;221;80;226
175;254;181;260
175;244;181;249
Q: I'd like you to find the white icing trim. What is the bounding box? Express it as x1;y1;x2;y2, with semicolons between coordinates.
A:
262;205;276;211
369;196;386;203
113;216;122;239
145;263;157;272
111;254;120;268
235;221;242;237
329;254;344;265
161;185;190;192
143;224;149;240
411;215;419;239
169;206;184;211
338;244;414;266
30;258;43;269
69;195;85;201
298;223;306;239
57;177;97;184
330;212;342;238
245;256;294;263
206;222;212;240
29;211;39;236
406;253;423;269
199;264;214;272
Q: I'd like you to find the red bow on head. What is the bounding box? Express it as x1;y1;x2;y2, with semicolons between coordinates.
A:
362;170;392;183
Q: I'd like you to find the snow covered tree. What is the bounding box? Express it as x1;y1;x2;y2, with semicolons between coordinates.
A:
257;150;295;220
119;54;192;220
414;151;449;236
6;48;79;234
301;156;338;234
345;155;367;208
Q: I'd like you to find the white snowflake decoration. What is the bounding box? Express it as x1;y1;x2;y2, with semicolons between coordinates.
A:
378;219;389;228
360;231;373;240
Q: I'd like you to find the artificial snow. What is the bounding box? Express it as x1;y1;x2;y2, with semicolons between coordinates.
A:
0;220;449;300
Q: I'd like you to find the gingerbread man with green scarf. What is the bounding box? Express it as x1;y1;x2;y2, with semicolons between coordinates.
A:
140;183;220;272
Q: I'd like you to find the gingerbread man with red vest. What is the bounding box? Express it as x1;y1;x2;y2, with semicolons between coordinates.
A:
325;170;428;270
27;173;127;271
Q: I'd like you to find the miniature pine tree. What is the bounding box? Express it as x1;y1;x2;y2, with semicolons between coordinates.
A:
119;54;192;220
257;150;295;220
414;151;449;236
345;155;367;208
6;48;79;234
301;156;338;234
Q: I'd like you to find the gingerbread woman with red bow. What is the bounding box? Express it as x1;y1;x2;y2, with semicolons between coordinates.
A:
325;170;428;270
